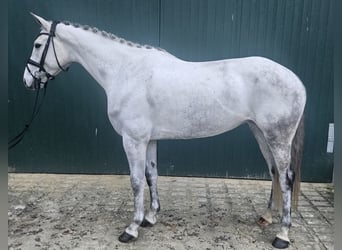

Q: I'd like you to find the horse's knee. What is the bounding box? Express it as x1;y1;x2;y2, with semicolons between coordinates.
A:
130;175;144;193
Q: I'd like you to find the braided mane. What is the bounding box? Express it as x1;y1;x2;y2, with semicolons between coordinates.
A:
61;20;165;52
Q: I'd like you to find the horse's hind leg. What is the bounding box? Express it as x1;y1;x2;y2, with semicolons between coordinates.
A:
269;142;294;249
251;118;300;248
141;140;161;227
248;121;276;227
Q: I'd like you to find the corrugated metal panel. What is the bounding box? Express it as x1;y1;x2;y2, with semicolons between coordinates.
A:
157;0;333;181
9;0;160;174
9;0;333;182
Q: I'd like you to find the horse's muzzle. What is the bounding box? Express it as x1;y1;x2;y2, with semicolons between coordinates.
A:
23;78;42;90
23;78;32;90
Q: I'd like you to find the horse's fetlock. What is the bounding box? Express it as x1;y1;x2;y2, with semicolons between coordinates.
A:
134;218;144;225
133;212;145;225
151;199;160;211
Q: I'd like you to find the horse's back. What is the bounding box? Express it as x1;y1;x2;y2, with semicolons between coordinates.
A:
150;55;306;122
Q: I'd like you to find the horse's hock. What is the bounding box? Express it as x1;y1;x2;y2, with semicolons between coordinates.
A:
8;174;334;250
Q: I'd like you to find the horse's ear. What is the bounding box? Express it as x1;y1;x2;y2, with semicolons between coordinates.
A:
30;12;50;30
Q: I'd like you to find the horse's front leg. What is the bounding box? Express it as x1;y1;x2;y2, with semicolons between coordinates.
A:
141;140;160;227
119;135;148;243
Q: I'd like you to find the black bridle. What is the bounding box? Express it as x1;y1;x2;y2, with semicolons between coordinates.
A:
9;21;69;149
26;20;68;89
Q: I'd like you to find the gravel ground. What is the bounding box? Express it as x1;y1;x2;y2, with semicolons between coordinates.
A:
8;174;334;250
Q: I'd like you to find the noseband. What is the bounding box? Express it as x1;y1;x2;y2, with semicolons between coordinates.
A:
26;20;68;89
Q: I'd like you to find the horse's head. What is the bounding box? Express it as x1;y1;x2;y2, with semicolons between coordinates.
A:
23;13;69;90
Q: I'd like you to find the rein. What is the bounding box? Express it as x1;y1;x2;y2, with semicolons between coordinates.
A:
8;87;47;149
9;20;68;149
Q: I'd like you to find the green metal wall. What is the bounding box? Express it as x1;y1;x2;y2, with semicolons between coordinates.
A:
9;0;333;182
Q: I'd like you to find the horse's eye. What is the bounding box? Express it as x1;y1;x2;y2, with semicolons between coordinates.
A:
34;43;42;49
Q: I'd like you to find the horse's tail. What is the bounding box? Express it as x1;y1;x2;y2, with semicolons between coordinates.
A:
290;114;305;209
273;114;305;210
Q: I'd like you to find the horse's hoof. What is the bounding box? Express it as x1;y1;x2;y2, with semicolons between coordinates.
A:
272;237;289;249
140;218;154;227
118;231;136;243
257;216;271;228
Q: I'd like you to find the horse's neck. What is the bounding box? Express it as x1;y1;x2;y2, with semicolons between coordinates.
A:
59;25;132;92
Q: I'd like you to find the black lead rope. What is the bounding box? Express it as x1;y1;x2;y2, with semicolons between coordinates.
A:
8;85;48;150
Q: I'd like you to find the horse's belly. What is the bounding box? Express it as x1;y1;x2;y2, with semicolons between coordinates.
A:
147;74;248;140
152;121;243;140
150;103;246;140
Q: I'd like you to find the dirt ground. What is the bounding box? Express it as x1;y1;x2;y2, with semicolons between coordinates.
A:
8;174;334;250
